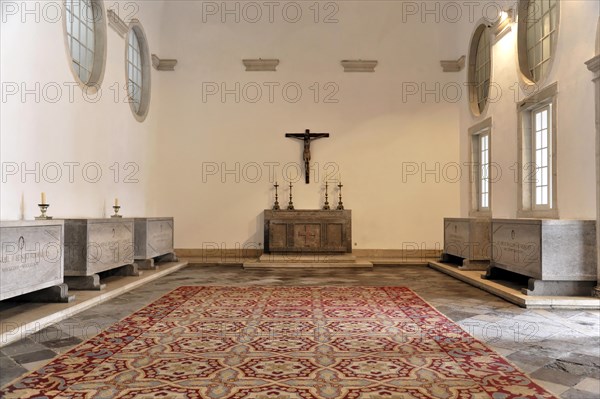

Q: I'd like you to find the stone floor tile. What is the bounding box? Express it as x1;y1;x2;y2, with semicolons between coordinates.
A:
41;336;82;350
21;358;54;372
531;367;586;387
1;338;47;357
507;351;554;369
532;378;571;396
12;349;57;365
573;378;600;394
0;358;28;387
560;388;600;399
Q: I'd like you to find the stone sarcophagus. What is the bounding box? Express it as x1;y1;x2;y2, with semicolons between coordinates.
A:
62;218;137;290
442;217;491;270
1;220;72;302
487;218;597;296
264;210;351;254
134;217;177;269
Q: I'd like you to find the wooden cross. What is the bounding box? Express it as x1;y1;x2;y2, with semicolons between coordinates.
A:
285;129;330;183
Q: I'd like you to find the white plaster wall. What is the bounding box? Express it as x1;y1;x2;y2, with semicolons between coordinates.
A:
458;0;598;220
151;1;463;250
0;0;165;220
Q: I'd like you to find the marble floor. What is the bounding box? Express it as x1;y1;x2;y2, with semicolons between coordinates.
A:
1;265;599;399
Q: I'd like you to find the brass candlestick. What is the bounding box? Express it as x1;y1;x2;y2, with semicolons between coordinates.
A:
35;204;52;220
336;181;344;210
273;182;281;210
111;205;122;218
323;181;330;210
287;181;294;210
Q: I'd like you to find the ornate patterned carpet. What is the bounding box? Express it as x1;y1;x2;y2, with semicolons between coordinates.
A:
2;286;558;399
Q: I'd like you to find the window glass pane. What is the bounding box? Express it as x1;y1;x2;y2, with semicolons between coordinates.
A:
73;17;80;38
541;189;548;205
543;13;550;35
524;0;557;82
127;28;145;114
474;27;490;112
541;129;548;148
531;105;552;208
80;68;89;84
87;28;94;49
65;0;99;84
542;37;551;59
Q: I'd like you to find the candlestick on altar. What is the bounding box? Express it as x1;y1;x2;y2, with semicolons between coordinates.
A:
336;181;344;210
287;181;294;210
111;205;122;218
323;181;331;210
35;203;52;220
272;182;281;210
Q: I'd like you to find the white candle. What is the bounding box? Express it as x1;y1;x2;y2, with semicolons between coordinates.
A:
41;192;46;204
114;198;119;207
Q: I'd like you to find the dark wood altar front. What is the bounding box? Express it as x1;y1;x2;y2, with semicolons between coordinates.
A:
263;210;352;254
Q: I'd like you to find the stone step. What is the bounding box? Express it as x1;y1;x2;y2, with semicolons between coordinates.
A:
258;254;357;263
243;260;373;269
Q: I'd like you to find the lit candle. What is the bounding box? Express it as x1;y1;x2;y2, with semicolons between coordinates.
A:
114;198;119;207
41;192;46;204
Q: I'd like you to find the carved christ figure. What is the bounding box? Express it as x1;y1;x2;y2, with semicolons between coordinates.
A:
285;129;330;183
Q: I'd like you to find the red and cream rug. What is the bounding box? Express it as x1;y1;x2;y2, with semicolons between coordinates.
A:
2;286;558;398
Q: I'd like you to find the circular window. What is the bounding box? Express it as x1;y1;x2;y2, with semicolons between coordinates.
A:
468;25;491;116
518;0;559;84
126;21;151;122
63;0;107;89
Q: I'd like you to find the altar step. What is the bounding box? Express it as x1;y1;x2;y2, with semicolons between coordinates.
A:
243;254;373;269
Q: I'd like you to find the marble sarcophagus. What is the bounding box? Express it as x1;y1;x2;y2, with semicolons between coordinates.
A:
486;218;597;296
62;218;137;290
442;217;491;270
134;217;177;269
1;220;72;302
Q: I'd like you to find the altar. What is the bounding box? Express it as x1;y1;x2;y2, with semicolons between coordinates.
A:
246;209;367;268
263;209;352;254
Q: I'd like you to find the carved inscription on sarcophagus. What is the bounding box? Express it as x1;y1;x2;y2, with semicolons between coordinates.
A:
1;221;64;301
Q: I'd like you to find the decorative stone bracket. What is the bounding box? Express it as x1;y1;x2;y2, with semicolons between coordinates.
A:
493;8;514;42
152;55;178;71
440;56;465;72
242;59;279;71
107;9;128;38
340;60;378;72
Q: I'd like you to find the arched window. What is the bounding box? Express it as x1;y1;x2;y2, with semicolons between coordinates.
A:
64;0;106;89
518;0;559;83
468;25;491;116
126;21;151;121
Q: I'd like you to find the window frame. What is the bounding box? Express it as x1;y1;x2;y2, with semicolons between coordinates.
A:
517;0;560;86
469;117;493;217
517;82;558;218
531;104;552;210
125;20;151;122
62;0;107;92
468;24;492;116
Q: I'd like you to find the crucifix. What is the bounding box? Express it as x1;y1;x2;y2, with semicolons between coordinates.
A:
285;129;330;184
